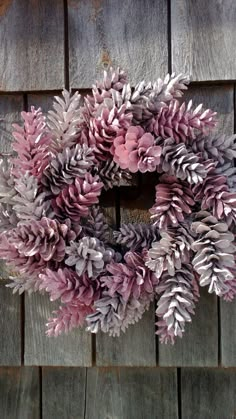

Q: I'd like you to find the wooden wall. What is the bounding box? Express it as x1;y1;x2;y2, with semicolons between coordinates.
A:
0;1;236;418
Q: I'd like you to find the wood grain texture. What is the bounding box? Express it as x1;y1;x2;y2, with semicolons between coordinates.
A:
220;299;236;366
158;288;218;366
96;182;157;366
0;94;23;152
68;0;168;88
0;284;21;365
0;367;40;419
0;0;64;91
171;0;236;81
181;368;236;419
42;367;86;419
86;367;178;419
24;293;92;366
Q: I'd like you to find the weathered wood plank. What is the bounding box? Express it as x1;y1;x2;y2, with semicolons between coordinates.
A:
158;288;218;366
171;0;236;81
181;368;236;419
220;300;236;366
24;293;92;366
86;367;178;419
68;0;168;88
96;182;157;366
0;0;64;91
42;367;86;419
0;94;23;152
0;95;23;365
0;284;21;365
0;367;40;418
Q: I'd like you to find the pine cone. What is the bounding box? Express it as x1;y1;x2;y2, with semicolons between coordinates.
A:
42;144;95;195
47;90;82;152
150;175;195;229
190;134;236;165
13;173;51;221
65;236;114;278
193;172;236;225
12;107;50;180
86;292;126;336
114;223;160;251
46;300;92;337
101;250;158;302
161;138;206;184
149;100;217;143
155;264;200;344
146;224;193;278
98;159;132;190
129;73;190;125
215;162;236;189
96;67;128;92
0;156;16;205
88;98;132;161
40;267;100;305
81;206;110;242
0;203;18;233
111;125;162;173
191;211;236;296
52;174;103;222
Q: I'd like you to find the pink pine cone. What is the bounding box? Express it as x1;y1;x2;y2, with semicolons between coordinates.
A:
101;250;158;302
111;126;162;173
40;267;100;305
53;174;103;221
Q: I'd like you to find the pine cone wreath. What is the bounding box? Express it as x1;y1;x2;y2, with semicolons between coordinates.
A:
1;66;236;347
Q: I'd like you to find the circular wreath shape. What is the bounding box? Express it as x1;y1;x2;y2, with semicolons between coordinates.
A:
0;67;236;345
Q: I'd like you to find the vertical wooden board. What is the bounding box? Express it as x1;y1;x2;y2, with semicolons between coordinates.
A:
24;293;92;366
42;367;86;419
68;0;168;88
0;0;64;91
0;94;23;153
86;367;178;419
181;368;236;419
0;284;21;365
220;300;236;366
171;0;236;81
183;84;234;135
96;182;157;366
0;367;40;419
159;288;218;366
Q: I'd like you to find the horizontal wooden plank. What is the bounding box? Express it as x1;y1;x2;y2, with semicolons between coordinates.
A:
0;367;40;419
0;284;21;366
158;288;218;366
171;0;236;81
68;0;168;88
0;94;23;152
42;367;86;419
220;299;236;366
181;368;236;419
0;0;64;91
24;293;92;366
86;367;178;419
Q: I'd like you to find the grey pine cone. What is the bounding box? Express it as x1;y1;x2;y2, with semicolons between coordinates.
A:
114;223;160;251
42;144;95;194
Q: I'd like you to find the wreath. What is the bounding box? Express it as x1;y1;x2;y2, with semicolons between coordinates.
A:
0;68;235;345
